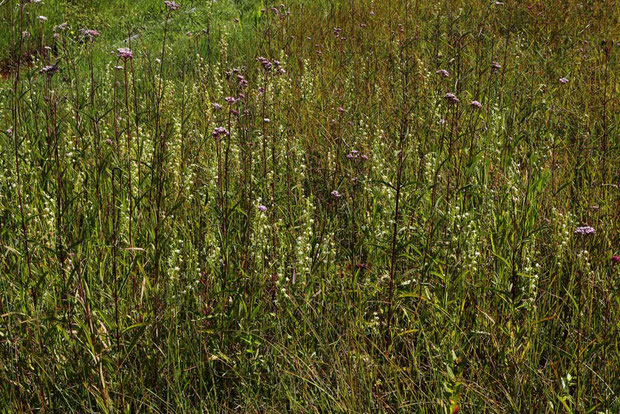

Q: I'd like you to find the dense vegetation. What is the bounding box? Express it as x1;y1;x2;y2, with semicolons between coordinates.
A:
0;0;618;412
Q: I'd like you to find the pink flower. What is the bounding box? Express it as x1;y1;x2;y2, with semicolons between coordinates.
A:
347;149;365;160
612;255;620;264
435;69;450;78
212;127;229;139
491;61;502;74
164;1;179;11
40;65;59;76
117;48;133;60
81;29;100;40
258;205;267;212
331;190;343;198
444;92;460;104
470;100;482;109
257;57;272;71
574;226;595;235
559;77;569;84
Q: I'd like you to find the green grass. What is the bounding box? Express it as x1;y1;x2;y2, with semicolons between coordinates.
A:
0;0;618;412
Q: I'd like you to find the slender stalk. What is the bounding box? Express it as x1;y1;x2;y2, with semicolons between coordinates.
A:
12;1;35;308
111;167;125;405
385;2;410;349
153;10;172;284
123;61;133;247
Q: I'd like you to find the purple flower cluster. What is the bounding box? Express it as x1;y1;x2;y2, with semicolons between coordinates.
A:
81;28;100;38
435;69;449;78
258;205;267;212
164;1;179;11
346;149;369;161
261;4;288;15
212;127;230;139
117;48;133;60
444;92;460;104
559;77;569;84
257;56;272;71
331;190;343;198
257;57;285;75
574;226;595;235
612;255;620;264
40;65;59;76
224;96;236;104
212;103;222;111
491;61;502;74
237;74;248;88
470;100;482;109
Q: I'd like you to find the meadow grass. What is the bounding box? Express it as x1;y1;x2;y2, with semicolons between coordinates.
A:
0;0;618;412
